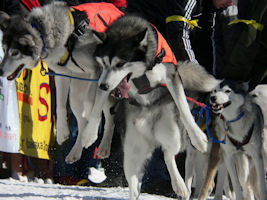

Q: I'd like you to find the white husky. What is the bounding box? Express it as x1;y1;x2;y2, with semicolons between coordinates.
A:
209;81;267;200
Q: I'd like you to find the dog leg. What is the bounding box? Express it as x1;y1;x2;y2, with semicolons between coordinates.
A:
223;153;244;200
124;127;153;200
154;108;189;198
55;77;71;145
64;108;87;163
165;73;208;152
198;142;221;200
236;153;252;200
214;164;227;200
163;150;189;198
184;142;197;200
81;88;110;148
97;96;116;158
65;80;92;163
82;81;97;119
250;150;267;200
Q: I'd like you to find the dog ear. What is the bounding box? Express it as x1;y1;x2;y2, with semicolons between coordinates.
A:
0;11;11;30
19;34;36;47
135;28;148;47
92;30;106;44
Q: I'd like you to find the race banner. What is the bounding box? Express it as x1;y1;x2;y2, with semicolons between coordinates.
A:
16;61;56;160
0;78;20;153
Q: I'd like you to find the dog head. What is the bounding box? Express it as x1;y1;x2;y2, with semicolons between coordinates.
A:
93;16;156;98
0;12;42;80
209;80;248;114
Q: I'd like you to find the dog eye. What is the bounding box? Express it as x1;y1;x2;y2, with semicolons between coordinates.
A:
225;89;231;93
116;62;125;68
9;49;20;57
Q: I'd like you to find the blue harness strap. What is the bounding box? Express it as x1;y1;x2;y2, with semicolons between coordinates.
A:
195;105;226;144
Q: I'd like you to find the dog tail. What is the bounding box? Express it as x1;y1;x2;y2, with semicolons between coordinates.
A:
177;61;221;92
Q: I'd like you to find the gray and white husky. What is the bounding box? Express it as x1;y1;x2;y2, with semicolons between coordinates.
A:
209;80;267;200
0;2;117;163
80;15;221;199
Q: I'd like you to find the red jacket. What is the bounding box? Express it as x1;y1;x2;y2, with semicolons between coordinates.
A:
72;2;124;32
152;25;177;65
106;0;127;8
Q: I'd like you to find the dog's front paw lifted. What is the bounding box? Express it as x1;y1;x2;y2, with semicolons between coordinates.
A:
65;142;83;164
97;138;112;158
81;119;100;148
189;129;208;153
56;126;70;145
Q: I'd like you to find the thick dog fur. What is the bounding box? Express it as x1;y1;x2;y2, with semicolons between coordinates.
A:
79;15;221;199
207;81;267;200
186;84;267;200
0;2;114;163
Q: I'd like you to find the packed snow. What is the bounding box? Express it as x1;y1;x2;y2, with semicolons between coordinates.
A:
0;178;231;200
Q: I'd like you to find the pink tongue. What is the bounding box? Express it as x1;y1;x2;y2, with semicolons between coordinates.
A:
117;77;131;98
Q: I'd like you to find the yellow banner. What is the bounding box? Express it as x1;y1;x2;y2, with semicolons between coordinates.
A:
16;61;56;159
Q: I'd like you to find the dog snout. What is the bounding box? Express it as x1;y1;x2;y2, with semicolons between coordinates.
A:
99;83;109;91
210;96;217;103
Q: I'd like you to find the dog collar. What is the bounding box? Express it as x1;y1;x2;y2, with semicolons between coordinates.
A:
225;111;245;124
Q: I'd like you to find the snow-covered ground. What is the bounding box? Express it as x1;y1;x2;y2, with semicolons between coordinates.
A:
0;178;231;200
0;178;173;200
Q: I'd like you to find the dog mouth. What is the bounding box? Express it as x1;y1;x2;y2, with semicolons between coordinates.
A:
7;64;25;80
111;73;132;99
211;101;231;112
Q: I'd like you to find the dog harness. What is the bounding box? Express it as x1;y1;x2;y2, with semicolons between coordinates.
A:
132;25;177;94
58;3;124;67
220;112;255;150
228;124;254;150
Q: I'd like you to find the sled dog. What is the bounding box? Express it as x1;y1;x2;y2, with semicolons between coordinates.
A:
209;80;267;200
0;2;123;163
79;15;221;199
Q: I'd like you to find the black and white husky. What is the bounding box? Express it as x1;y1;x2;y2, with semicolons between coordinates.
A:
209;80;267;200
0;2;122;163
79;15;221;199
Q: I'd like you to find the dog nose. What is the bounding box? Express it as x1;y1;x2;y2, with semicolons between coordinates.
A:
210;96;217;103
0;69;3;76
99;83;109;91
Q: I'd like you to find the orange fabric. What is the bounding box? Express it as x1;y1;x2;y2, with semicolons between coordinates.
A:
106;0;127;8
72;3;124;32
152;25;177;65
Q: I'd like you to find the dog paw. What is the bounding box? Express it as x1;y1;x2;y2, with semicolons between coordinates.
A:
56;128;70;145
81;120;100;148
172;179;189;198
81;132;98;149
189;130;208;153
65;145;83;164
97;141;111;158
